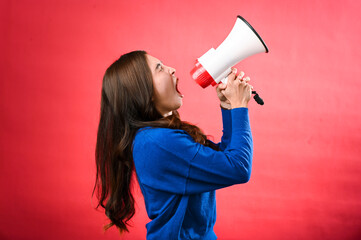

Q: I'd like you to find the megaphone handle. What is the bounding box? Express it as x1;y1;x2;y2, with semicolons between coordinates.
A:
252;91;264;105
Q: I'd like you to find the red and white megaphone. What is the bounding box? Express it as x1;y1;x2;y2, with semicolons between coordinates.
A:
190;16;268;89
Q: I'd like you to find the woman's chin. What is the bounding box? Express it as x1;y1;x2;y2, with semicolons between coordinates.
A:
177;99;183;108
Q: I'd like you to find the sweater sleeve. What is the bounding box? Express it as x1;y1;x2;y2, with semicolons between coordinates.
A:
133;108;253;195
218;107;232;151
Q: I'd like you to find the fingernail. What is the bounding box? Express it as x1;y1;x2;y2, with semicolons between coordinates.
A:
232;68;237;74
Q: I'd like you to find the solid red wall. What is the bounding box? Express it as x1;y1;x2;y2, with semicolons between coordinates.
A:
1;0;361;239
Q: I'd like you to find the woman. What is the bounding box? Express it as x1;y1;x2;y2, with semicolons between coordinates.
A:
93;50;253;239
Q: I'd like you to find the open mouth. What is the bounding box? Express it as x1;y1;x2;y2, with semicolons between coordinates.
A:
175;78;183;97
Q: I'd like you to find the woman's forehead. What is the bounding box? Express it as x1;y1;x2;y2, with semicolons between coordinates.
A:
147;54;163;64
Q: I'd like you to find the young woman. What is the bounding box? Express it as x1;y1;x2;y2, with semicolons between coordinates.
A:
93;50;253;239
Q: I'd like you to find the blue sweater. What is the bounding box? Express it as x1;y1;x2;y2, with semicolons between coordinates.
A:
133;108;253;239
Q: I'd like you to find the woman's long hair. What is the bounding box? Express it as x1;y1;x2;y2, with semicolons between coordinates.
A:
92;50;218;234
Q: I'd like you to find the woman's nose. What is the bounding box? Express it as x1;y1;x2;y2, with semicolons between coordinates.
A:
168;67;176;75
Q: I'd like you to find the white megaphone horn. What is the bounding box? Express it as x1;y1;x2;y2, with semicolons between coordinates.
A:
190;16;268;104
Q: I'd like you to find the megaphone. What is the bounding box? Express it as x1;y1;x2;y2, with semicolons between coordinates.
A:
190;16;268;104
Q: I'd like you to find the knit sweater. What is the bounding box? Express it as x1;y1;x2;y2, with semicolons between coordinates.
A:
133;107;253;239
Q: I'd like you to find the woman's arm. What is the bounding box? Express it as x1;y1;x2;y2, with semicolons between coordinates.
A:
185;107;252;194
133;108;252;195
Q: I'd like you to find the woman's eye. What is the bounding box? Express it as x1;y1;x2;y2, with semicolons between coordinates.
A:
156;63;164;71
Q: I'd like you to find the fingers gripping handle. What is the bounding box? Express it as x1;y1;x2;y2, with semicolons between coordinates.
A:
222;72;265;105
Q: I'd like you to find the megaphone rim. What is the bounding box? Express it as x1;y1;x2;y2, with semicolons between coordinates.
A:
237;15;269;53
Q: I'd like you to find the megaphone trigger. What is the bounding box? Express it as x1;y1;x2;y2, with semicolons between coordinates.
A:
252;91;264;105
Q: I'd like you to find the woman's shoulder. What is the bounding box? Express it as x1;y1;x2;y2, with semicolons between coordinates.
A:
133;127;200;171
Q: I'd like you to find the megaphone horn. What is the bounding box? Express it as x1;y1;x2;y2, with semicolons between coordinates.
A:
190;16;268;93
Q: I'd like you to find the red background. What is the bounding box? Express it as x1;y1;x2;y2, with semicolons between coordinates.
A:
1;0;361;239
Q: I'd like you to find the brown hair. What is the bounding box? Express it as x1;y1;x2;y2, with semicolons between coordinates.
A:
92;50;218;234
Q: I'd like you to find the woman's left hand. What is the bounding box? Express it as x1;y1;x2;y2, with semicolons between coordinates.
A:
216;83;231;110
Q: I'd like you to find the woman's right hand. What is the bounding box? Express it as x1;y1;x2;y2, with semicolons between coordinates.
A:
221;68;253;109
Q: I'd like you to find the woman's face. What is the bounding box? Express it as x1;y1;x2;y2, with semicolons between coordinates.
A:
146;54;183;116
